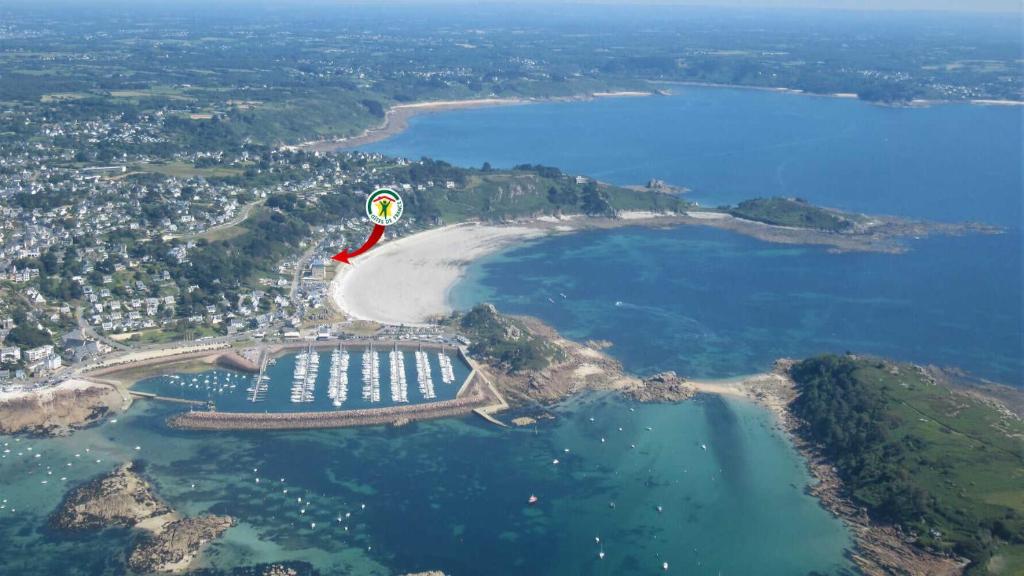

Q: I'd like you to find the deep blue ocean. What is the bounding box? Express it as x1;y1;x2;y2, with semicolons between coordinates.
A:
368;87;1023;228
369;88;1024;386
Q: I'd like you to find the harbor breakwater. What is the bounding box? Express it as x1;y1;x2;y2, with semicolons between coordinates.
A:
168;372;502;430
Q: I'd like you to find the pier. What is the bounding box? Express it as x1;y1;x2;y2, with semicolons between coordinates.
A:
128;390;207;406
249;350;270;403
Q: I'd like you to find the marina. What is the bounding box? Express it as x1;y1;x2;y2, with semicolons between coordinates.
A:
131;341;473;415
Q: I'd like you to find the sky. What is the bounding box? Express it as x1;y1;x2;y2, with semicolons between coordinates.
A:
305;0;1023;12
633;0;1022;11
9;0;1022;13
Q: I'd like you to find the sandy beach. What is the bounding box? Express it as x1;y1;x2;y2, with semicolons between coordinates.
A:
298;91;658;152
330;223;546;325
302;98;529;152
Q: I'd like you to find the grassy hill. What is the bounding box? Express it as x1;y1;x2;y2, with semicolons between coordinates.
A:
444;304;562;373
385;163;690;224
729;197;862;232
790;355;1024;574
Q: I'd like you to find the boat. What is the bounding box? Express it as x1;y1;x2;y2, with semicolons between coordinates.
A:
289;346;318;403
362;345;381;402
437;348;456;384
415;347;435;399
389;345;408;403
528;494;539;505
328;344;350;408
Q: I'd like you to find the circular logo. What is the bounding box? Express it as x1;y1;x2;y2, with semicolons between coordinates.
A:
366;188;403;226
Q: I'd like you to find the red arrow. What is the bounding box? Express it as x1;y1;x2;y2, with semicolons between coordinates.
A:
331;224;385;264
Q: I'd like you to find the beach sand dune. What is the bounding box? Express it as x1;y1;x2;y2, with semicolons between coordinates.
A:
331;223;544;325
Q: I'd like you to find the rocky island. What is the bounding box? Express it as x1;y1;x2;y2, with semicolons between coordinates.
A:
52;462;235;573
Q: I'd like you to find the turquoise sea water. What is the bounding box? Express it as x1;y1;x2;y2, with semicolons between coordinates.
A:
452;227;1023;386
2;86;1020;575
0;394;854;575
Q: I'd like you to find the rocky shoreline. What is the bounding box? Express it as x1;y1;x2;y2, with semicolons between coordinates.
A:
717;361;968;576
51;462;235;573
128;515;236;573
0;379;127;436
470;312;697;407
624;371;697;402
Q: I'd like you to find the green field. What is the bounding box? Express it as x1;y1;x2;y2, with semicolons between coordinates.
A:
136;161;244;179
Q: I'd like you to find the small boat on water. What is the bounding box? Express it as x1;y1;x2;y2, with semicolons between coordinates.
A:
528;494;539;505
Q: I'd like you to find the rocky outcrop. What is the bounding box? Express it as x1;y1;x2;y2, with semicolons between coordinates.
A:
624;371;696;402
0;379;125;436
127;515;235;573
51;462;171;530
475;314;640;406
51;461;234;573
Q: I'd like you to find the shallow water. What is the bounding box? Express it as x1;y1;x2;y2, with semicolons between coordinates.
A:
452;226;1023;386
0;393;855;575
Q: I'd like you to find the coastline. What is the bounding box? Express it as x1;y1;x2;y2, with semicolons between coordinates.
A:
688;364;967;576
298;98;529;152
326;217;988;574
293;91;655;153
292;85;1021;156
330;222;547;325
651;80;1024;108
327;209;988;326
